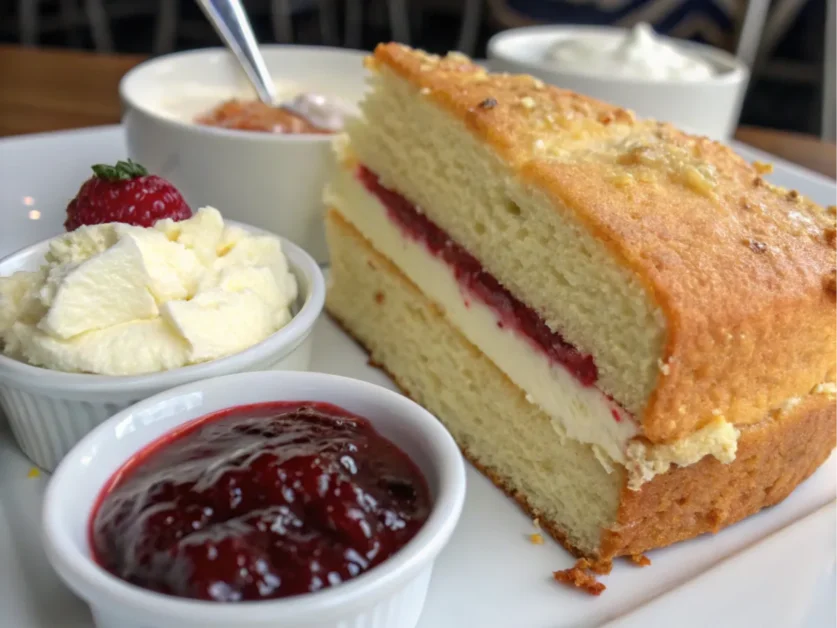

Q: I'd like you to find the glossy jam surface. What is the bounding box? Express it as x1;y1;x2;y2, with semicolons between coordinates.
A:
195;99;333;134
357;166;599;387
90;402;430;602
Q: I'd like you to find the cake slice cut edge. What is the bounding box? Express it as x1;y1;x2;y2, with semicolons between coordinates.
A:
324;157;644;470
325;208;837;562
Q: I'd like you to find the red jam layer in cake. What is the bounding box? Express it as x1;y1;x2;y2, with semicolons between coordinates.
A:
90;402;430;602
357;166;599;387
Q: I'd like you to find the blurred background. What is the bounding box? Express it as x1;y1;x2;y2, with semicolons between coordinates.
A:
0;0;833;138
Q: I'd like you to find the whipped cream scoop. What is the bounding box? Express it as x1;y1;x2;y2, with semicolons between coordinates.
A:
544;23;716;82
0;208;298;375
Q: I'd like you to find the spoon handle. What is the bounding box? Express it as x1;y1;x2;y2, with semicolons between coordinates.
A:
196;0;277;105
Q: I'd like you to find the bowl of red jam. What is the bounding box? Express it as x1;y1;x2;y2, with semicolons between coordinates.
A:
42;371;466;628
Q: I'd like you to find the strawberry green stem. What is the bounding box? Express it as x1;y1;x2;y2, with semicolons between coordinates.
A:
91;159;149;181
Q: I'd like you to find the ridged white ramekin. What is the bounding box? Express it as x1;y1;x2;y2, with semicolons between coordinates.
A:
0;225;325;471
42;371;466;628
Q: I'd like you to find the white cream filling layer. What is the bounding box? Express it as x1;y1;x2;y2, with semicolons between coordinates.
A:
326;165;639;466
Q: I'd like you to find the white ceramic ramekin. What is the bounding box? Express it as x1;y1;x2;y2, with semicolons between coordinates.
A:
0;222;325;471
120;46;369;263
488;26;750;140
42;371;466;628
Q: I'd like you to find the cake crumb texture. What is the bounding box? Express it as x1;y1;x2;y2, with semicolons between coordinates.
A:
325;209;622;556
352;49;665;423
553;560;607;596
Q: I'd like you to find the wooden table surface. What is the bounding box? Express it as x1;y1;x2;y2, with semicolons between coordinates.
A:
1;44;835;179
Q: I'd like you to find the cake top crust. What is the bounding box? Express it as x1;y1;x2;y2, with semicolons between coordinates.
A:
369;43;836;442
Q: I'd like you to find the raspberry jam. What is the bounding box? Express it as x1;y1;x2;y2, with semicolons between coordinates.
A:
90;402;430;602
357;166;599;387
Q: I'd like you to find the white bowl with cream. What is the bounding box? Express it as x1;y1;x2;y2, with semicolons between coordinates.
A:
488;24;749;139
120;46;369;263
0;217;325;471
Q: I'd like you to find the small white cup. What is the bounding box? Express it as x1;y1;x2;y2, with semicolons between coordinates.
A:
120;46;369;263
0;221;325;471
42;371;467;628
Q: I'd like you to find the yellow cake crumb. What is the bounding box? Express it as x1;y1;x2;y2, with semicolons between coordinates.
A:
753;161;773;175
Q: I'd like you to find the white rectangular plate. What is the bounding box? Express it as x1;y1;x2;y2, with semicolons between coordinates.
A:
0;126;834;628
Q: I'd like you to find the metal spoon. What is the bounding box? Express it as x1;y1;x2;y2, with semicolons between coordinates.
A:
196;0;278;105
195;0;351;131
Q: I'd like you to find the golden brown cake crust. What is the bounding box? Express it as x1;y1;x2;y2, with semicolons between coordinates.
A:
326;206;836;561
369;43;837;443
602;392;836;558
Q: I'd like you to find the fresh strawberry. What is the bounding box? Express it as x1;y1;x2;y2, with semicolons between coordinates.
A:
64;159;191;231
